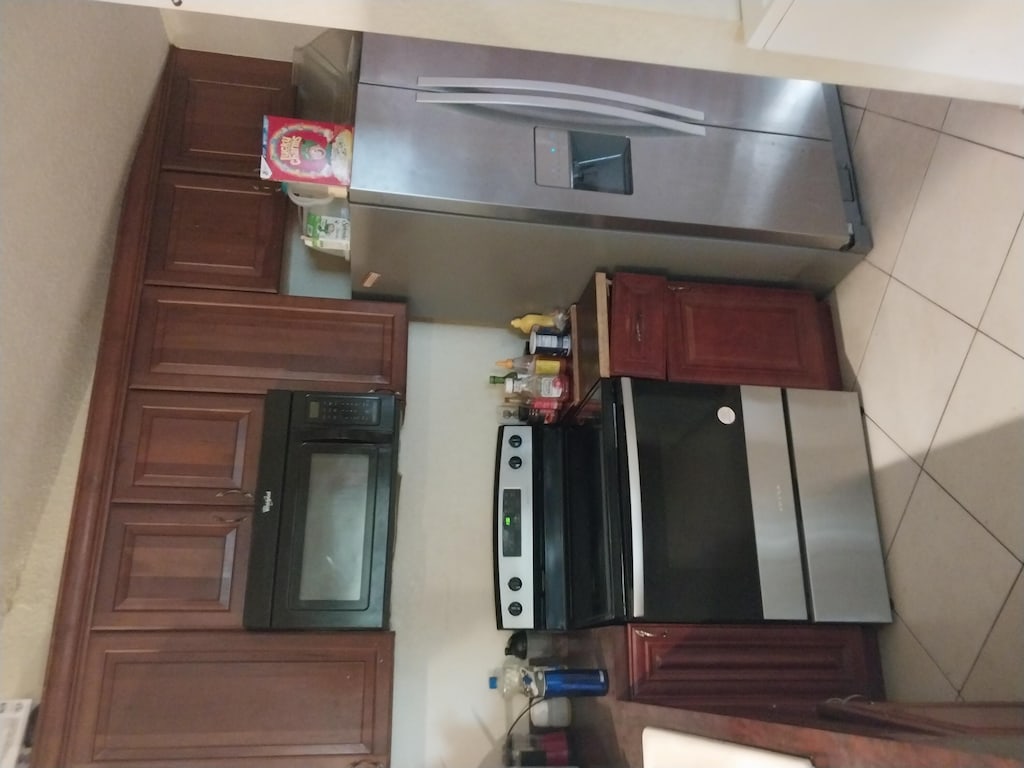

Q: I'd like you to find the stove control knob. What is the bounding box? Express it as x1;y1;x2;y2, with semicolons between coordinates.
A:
508;601;523;616
509;434;523;448
509;456;523;469
508;577;523;591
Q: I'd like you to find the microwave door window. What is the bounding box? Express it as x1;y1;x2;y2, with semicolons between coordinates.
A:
299;451;373;604
279;445;378;615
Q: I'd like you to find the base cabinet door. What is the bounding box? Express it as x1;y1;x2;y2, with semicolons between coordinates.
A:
628;623;883;713
67;631;394;768
665;282;838;389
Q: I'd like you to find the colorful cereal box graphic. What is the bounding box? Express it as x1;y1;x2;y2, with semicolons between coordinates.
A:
260;116;354;188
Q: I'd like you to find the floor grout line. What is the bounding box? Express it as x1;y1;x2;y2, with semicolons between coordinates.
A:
956;565;1024;699
848;102;1024;162
863;413;922;562
888;608;961;698
848;270;891;384
918;329;976;472
916;463;1024;566
839;90;1024;705
974;211;1024;346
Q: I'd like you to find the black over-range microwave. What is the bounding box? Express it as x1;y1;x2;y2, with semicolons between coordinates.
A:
244;390;400;630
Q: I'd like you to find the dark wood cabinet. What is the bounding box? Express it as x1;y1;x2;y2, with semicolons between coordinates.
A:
145;172;286;292
131;286;408;395
92;505;251;630
35;48;402;768
608;272;668;379
572;272;841;401
113;390;264;506
628;623;884;713
162;49;293;177
665;281;839;389
68;631;393;767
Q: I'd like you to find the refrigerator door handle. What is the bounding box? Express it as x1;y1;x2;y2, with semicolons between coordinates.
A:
620;377;645;617
417;76;706;124
415;92;707;136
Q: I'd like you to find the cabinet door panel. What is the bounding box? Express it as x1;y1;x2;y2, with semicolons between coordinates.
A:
113;390;263;505
146;172;284;292
629;623;883;710
69;631;393;767
93;505;251;629
666;282;836;389
608;273;667;379
163;49;293;176
131;287;408;395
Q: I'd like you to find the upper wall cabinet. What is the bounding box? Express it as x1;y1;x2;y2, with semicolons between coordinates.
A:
130;287;409;395
163;48;293;177
145;172;286;292
112;390;264;506
67;630;394;767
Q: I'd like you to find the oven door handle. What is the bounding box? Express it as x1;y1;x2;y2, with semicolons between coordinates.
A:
620;377;645;618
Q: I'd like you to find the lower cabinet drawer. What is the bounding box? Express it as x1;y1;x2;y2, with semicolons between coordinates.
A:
67;631;394;767
628;623;884;711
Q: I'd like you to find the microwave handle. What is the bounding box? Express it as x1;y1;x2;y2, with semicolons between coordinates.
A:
620;377;645;618
414;92;707;136
416;76;707;124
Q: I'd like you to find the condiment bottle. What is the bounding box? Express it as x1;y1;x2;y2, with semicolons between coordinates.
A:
504;374;569;401
495;355;567;376
510;310;568;334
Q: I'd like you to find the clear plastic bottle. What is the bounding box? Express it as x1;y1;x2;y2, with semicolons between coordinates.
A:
495;355;567;376
504;374;569;401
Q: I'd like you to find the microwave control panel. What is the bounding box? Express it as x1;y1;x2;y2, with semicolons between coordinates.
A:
306;395;381;427
494;425;535;630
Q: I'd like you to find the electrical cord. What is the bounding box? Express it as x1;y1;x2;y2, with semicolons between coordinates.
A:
505;697;543;740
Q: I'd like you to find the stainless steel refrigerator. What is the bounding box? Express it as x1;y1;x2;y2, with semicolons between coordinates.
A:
348;34;870;325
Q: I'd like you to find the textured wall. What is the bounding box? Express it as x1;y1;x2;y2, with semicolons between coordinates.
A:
0;0;168;698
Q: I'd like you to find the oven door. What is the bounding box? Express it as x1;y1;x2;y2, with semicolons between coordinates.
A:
562;380;627;628
271;440;395;629
616;378;806;622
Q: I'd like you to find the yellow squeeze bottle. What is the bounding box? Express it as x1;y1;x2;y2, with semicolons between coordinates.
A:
510;313;558;334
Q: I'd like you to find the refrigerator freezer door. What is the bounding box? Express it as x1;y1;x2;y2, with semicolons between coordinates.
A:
786;389;892;623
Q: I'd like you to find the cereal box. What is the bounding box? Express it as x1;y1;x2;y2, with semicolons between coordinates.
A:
260;116;354;189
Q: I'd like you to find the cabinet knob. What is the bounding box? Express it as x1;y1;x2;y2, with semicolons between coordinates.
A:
170;0;182;6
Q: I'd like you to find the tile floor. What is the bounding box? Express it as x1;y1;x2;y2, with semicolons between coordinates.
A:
829;88;1024;703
